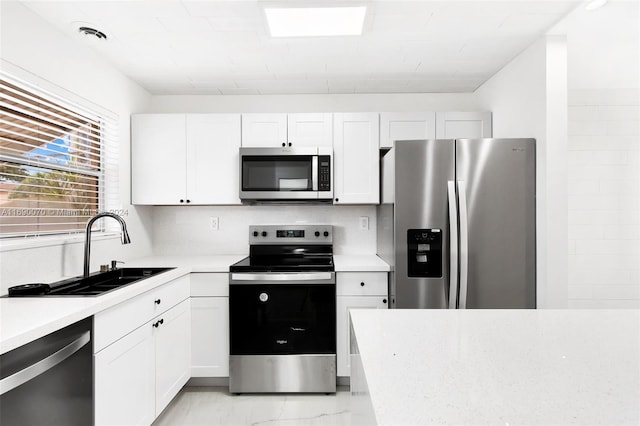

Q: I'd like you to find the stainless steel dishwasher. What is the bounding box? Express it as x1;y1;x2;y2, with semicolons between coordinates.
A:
0;317;93;426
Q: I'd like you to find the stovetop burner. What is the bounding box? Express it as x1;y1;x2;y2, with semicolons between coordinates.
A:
230;254;334;273
230;225;334;273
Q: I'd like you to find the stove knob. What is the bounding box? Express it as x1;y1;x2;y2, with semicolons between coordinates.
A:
315;231;320;237
262;231;268;237
324;231;329;237
253;231;259;237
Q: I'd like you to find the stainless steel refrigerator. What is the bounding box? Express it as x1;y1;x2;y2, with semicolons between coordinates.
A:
377;139;536;309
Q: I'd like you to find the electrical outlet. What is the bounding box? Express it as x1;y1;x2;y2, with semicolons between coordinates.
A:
359;216;369;230
210;216;219;231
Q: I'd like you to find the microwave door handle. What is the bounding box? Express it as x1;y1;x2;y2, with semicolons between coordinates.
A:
312;156;318;191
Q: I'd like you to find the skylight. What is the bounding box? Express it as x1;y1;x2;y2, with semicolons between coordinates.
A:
264;6;366;38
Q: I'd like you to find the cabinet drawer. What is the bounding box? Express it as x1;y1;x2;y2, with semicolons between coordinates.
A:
337;272;387;296
190;273;229;297
94;275;190;352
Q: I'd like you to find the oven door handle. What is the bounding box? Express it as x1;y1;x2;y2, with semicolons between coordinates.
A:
230;272;334;282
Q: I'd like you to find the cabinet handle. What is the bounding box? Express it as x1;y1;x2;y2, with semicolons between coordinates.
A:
282;143;286;147
159;319;164;325
179;199;184;203
383;298;388;304
186;199;191;204
154;299;161;305
335;198;339;202
360;282;365;287
288;142;292;147
153;321;159;328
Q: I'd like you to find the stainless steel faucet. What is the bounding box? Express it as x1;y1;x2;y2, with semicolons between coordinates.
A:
83;212;131;277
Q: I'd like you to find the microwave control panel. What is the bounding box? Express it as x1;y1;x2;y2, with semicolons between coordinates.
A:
318;156;331;191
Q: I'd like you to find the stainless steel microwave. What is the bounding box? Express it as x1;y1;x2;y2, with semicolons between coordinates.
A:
239;147;333;202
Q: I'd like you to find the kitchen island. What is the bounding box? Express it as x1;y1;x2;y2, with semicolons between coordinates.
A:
349;309;640;425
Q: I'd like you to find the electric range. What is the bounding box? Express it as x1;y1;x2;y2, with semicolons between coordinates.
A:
228;225;336;393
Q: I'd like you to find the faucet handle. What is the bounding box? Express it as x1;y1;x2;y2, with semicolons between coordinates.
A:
110;260;125;270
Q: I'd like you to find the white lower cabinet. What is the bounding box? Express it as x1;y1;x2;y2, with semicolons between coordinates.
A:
191;297;229;377
95;319;155;426
94;276;191;426
154;299;191;415
190;273;229;377
336;272;388;377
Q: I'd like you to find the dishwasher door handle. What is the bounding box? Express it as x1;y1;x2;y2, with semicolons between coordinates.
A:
0;331;90;395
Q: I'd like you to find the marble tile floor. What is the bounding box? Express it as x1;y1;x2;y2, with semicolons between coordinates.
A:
153;386;351;426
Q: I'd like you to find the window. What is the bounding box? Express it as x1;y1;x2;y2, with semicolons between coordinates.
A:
0;73;118;238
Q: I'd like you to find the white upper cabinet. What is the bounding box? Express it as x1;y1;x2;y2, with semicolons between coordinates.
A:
379;112;436;148
131;114;186;205
132;113;241;205
241;113;332;147
286;113;333;147
241;114;287;147
333;113;380;204
435;111;492;139
186;114;241;204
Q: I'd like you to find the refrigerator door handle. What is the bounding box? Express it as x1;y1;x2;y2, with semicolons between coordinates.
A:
457;180;469;309
447;181;458;309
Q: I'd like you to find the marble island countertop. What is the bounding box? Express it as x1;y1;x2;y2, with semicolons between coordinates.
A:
349;309;640;426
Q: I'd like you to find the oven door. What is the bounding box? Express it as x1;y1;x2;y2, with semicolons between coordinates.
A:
229;272;336;355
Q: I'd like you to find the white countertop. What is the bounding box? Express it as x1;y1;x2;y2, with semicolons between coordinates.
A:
1;254;389;354
126;254;247;272
0;267;190;354
350;309;640;425
130;254;389;272
333;255;390;272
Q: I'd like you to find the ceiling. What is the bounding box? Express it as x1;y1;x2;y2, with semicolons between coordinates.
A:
17;0;580;95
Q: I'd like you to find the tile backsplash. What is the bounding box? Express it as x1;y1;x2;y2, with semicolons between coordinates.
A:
151;205;377;256
567;89;640;308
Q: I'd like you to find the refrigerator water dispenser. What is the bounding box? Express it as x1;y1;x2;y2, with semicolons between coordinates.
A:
407;229;442;277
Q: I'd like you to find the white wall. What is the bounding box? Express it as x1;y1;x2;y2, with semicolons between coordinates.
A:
0;2;153;294
475;36;569;308
152;205;376;256
562;1;640;308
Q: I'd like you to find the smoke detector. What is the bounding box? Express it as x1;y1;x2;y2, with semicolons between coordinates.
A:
78;26;107;40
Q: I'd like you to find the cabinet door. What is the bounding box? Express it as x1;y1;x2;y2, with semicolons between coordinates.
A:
95;323;155;426
191;297;229;377
333;113;380;204
287;113;333;147
241;113;288;147
336;296;388;377
131;114;187;205
186;114;241;204
379;112;436;148
435;111;492;139
155;299;191;416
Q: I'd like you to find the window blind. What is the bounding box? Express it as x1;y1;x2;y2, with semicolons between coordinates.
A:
0;72;120;238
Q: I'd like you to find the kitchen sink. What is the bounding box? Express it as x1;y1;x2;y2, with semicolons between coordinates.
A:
7;267;175;297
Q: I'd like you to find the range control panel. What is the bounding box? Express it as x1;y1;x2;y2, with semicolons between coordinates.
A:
407;229;442;278
249;225;332;245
